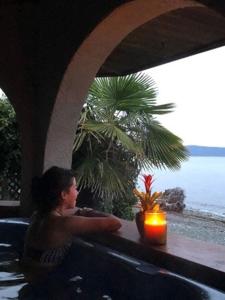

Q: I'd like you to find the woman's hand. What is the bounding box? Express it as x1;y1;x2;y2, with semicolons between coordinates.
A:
107;215;122;232
77;208;110;218
78;208;121;231
65;210;122;234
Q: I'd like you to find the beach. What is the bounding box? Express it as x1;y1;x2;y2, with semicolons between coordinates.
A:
168;210;225;246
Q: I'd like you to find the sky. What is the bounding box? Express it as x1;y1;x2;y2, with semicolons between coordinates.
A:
145;45;225;147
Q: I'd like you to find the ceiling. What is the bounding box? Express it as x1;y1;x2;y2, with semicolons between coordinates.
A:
98;3;225;76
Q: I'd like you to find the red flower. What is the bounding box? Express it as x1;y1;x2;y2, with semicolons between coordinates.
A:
143;174;153;193
133;174;162;212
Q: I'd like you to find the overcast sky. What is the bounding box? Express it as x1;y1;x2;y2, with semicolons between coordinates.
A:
145;45;225;147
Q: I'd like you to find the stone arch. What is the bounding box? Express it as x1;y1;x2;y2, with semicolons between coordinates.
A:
44;0;202;171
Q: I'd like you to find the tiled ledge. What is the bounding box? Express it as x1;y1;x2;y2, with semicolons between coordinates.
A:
86;219;225;292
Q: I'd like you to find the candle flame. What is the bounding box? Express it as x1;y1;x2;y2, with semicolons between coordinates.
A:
144;212;167;225
145;219;167;225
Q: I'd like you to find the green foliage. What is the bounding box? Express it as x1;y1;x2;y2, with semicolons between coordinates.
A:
0;96;21;199
73;73;188;219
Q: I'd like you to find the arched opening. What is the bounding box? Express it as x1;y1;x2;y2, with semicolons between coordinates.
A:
44;0;200;172
41;1;203;219
40;1;200;219
42;0;225;238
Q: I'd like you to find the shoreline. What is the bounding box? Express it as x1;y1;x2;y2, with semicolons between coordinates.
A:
167;210;225;246
180;208;225;223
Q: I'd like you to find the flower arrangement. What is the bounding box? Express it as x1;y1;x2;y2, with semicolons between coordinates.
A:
133;174;162;212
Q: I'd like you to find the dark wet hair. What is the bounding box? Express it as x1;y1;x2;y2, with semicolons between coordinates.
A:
32;166;75;214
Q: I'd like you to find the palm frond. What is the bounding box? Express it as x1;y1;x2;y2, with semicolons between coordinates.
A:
75;157;129;204
140;120;188;170
81;120;142;154
89;73;159;112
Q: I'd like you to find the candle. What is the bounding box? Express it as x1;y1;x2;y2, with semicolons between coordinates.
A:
144;211;167;245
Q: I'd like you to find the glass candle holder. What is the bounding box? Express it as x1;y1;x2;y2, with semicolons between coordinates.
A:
144;211;167;245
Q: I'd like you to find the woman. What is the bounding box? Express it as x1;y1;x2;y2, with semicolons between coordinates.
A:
21;166;121;284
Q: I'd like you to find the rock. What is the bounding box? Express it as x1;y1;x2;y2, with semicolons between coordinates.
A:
158;187;186;212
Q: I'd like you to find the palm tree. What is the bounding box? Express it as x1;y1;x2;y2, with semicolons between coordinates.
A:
72;73;188;218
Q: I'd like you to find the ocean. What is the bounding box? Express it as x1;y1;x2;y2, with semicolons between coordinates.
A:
138;156;225;218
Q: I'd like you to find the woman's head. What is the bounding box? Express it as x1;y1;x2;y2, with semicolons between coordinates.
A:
32;166;77;213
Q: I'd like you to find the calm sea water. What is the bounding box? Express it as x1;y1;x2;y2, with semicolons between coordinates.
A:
138;156;225;217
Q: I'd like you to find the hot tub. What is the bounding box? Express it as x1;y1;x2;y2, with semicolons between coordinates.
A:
0;218;225;299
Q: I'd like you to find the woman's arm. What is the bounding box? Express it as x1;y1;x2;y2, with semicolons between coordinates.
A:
62;214;122;235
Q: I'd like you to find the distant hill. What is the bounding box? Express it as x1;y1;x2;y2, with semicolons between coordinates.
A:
186;145;225;157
